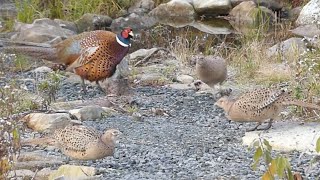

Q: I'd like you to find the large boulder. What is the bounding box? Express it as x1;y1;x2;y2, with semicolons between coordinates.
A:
110;13;157;32
231;0;284;10
49;165;97;180
69;105;107;121
149;0;195;18
21;113;72;132
128;0;155;14
267;37;307;61
7;170;35;179
287;6;302;22
11;18;75;43
190;19;234;34
290;24;320;38
229;1;275;34
75;13;112;32
53;19;78;33
0;3;16;19
149;0;195;27
193;0;232;15
296;0;320;25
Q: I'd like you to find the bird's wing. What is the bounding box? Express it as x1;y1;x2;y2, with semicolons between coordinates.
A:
236;88;286;111
66;46;99;70
54;125;101;152
67;42;120;70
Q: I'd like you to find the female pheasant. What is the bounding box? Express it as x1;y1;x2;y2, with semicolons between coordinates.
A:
215;87;320;131
22;125;122;160
1;27;134;93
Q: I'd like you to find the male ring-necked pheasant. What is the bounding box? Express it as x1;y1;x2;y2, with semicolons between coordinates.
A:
0;28;134;93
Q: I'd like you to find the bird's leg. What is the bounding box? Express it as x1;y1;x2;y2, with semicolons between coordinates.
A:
235;123;243;130
95;80;127;113
246;122;262;132
214;84;232;97
81;78;87;94
96;81;107;94
257;119;273;131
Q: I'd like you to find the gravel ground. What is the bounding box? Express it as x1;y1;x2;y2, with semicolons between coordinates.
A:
2;69;320;179
75;86;319;179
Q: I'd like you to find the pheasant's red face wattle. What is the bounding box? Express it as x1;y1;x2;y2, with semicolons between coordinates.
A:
121;28;133;39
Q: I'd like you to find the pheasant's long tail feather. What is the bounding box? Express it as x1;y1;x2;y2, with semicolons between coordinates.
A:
0;46;58;62
0;39;51;48
283;100;320;110
21;137;56;146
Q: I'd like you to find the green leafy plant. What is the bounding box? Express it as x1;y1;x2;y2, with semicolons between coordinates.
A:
316;137;320;153
13;55;32;72
251;138;294;180
127;106;138;115
15;0;41;23
290;43;320;118
37;71;62;107
0;82;37;117
0;82;38;178
0;117;20;179
0;18;15;32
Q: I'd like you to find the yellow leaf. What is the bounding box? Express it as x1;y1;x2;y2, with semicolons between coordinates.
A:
262;172;274;180
12;127;19;140
316;137;320;153
0;158;10;174
269;159;277;175
254;147;263;161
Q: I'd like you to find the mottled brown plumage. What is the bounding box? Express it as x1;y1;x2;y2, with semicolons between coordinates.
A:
195;55;227;88
215;87;320;131
1;28;134;93
22;125;121;160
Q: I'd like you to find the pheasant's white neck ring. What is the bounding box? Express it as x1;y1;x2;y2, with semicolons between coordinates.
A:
116;35;131;47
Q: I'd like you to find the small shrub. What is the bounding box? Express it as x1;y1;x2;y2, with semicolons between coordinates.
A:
169;35;199;65
0;83;37;178
0;83;38;117
37;71;63;107
290;40;320;118
0;117;21;179
12;54;32;72
168;27;219;65
0;18;15;32
127;106;138;115
251;138;294;180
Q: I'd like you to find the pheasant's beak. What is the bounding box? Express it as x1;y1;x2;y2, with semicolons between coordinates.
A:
129;31;134;38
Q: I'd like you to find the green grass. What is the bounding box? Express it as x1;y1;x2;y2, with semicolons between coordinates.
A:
12;55;32;72
15;0;169;23
0;18;15;32
15;0;41;23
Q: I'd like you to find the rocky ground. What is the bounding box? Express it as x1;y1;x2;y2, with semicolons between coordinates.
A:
1;0;320;179
15;76;320;179
0;46;319;179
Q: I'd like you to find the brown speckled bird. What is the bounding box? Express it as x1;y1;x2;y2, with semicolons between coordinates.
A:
1;28;134;93
22;125;121;160
193;55;230;97
195;55;227;88
215;87;320;131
